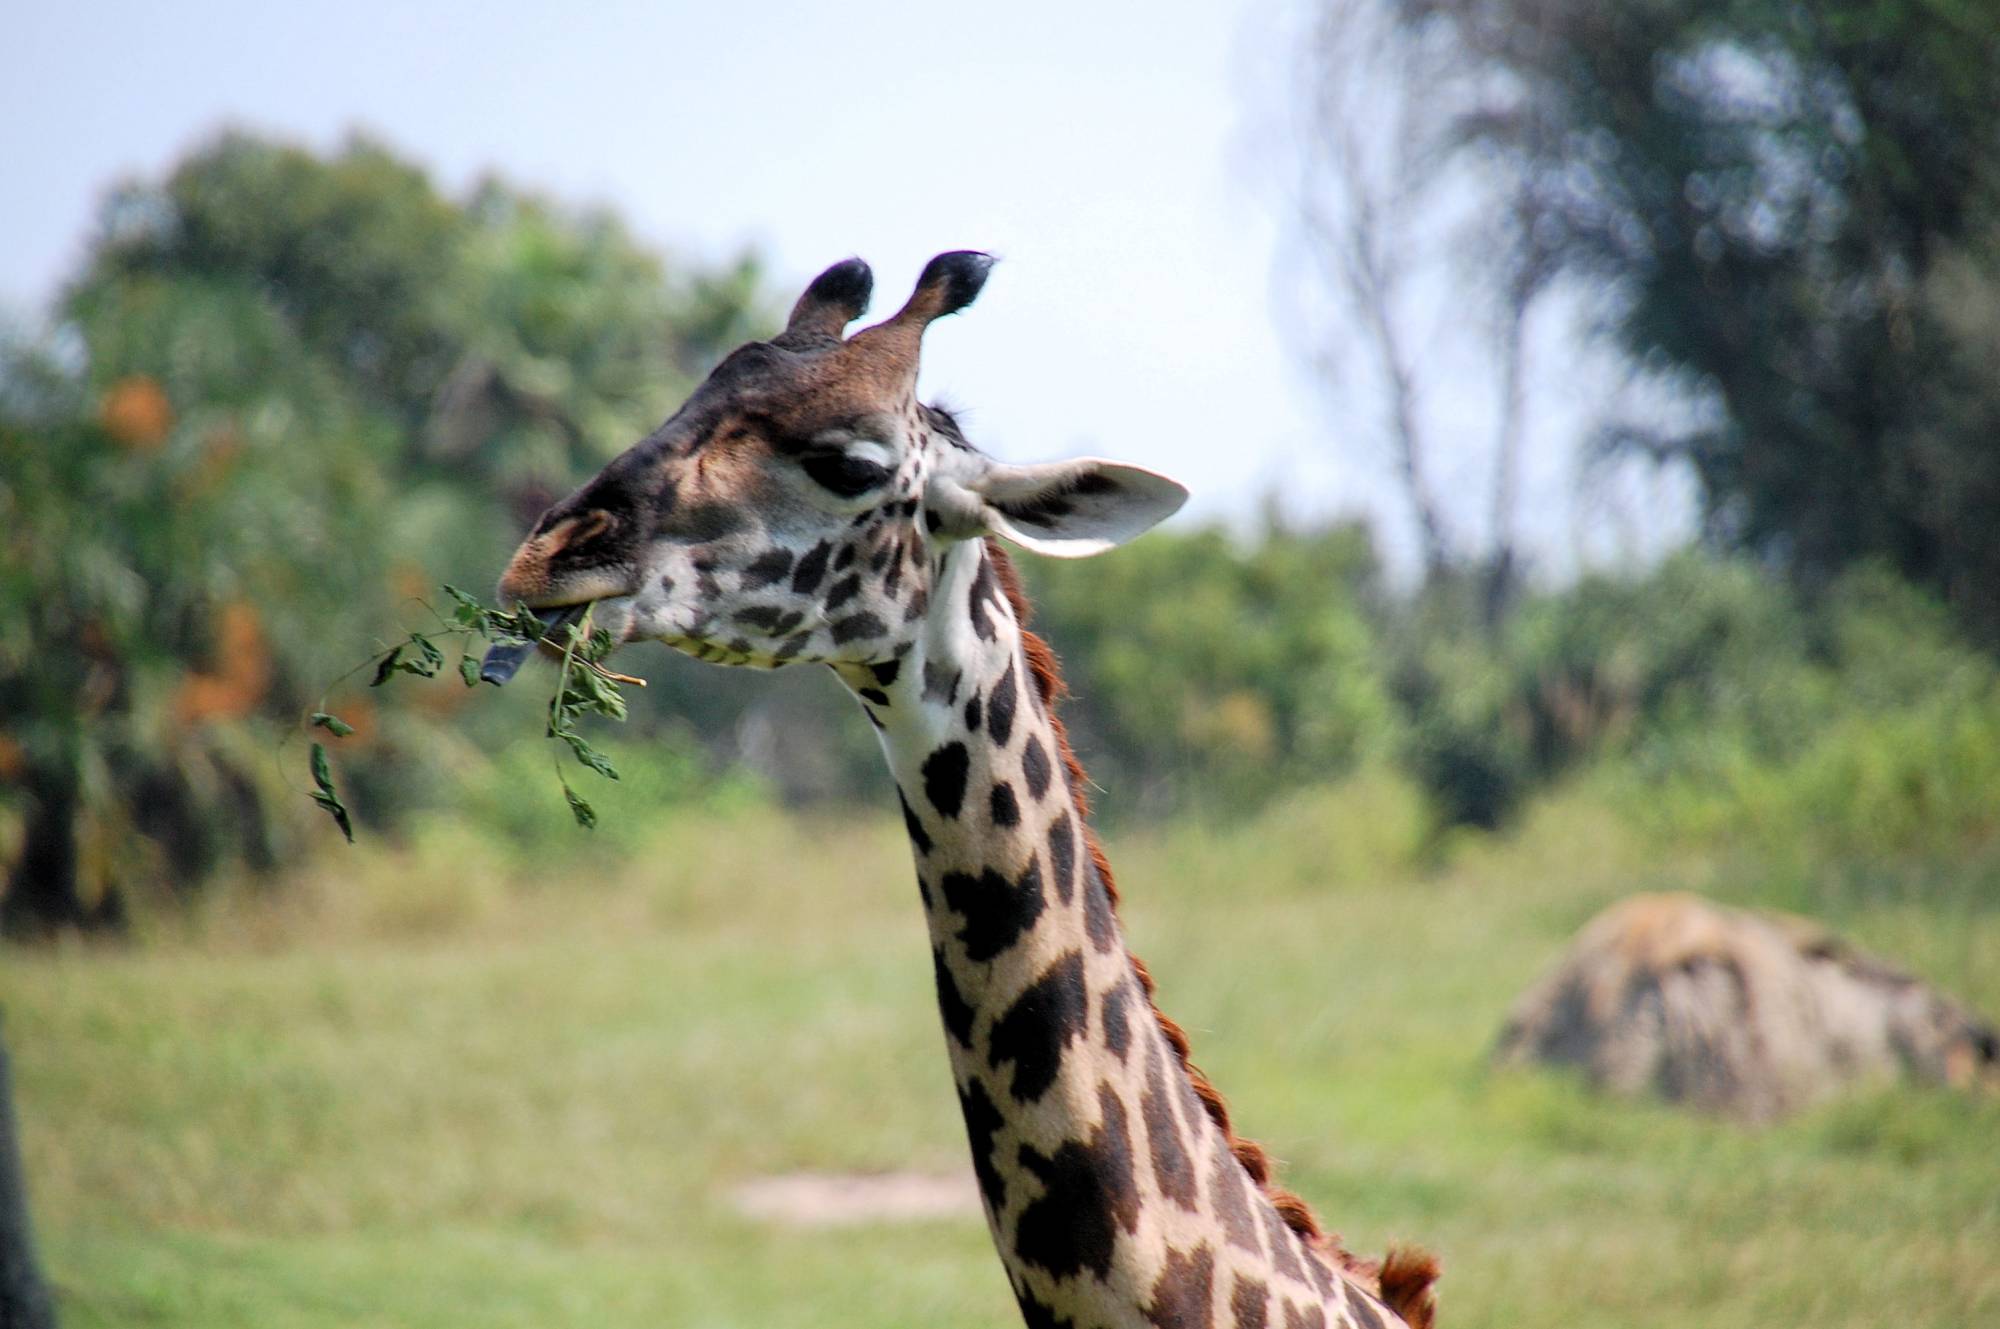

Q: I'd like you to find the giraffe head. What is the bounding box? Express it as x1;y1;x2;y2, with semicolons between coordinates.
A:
482;253;1187;679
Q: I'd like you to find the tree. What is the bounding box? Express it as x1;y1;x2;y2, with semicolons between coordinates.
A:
0;131;770;933
1023;516;1397;815
1283;0;1573;610
1388;0;2000;638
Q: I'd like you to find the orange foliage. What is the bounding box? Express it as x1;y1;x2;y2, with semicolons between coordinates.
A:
101;376;174;451
172;602;272;728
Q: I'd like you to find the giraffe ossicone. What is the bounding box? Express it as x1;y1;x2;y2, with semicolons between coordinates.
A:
487;253;1439;1329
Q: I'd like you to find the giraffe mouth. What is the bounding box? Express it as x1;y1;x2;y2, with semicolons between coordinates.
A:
477;603;592;686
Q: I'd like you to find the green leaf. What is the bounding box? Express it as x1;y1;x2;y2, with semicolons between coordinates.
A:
561;781;597;830
561;731;620;780
370;646;403;687
555;662;628;723
459;652;480;687
395;633;444;677
506;607;548;642
309;711;356;738
308;741;354;843
443;584;490;631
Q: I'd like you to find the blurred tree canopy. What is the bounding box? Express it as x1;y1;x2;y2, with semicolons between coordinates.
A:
0;131;769;935
1381;0;2000;637
1023;519;1397;815
10;98;2000;934
1388;552;1999;831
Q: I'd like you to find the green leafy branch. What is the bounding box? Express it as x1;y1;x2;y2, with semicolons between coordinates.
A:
541;601;630;829
304;585;640;840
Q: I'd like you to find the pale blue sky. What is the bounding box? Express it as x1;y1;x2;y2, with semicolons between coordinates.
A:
2;0;1688;573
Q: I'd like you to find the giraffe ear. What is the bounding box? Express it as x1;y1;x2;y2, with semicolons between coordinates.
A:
971;458;1189;558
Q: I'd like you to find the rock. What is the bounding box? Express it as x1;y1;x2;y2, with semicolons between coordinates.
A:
1494;892;1999;1122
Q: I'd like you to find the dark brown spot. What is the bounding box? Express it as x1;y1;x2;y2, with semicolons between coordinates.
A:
988;949;1088;1103
791;540;833;593
1102;978;1133;1062
990;781;1020;827
1145;1039;1199;1210
1259;1203;1308;1283
1232;1276;1270;1329
899;790;932;855
1022;736;1051;801
957;1076;1007;1212
830;611;887;644
923;742;969;817
1084;860;1117;952
934;948;975;1047
1213;1151;1262;1255
1016;1290;1069;1329
1282;1305;1327;1329
988;658;1018;745
825;573;863;612
1144;1244;1215;1329
734;605;789;630
969;552;1002;641
741;548;793;588
1347;1295;1389;1329
1048;810;1076;904
942;859;1046;962
1014;1082;1140;1280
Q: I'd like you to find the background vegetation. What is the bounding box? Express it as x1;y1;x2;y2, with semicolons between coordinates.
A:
4;0;2000;1322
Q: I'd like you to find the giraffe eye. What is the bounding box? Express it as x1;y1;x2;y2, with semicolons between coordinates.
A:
801;449;892;499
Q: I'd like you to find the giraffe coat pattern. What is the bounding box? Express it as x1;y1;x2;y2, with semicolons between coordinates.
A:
489;253;1439;1329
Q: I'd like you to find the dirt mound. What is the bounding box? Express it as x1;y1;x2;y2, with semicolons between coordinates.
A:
1495;892;1998;1121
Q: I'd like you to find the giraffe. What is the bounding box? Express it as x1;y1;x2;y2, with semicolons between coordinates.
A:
482;253;1440;1329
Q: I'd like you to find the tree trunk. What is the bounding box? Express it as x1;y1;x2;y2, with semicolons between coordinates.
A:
0;1017;56;1329
1;759;115;940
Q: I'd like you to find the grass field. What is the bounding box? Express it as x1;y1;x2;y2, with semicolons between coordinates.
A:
5;777;1998;1328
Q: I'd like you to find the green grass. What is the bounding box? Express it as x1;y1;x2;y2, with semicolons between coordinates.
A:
5;779;1998;1327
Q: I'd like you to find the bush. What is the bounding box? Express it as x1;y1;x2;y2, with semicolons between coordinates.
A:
1389;554;2000;837
1022;518;1399;816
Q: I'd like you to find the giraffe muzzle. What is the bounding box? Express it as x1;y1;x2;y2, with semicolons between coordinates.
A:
478;604;590;686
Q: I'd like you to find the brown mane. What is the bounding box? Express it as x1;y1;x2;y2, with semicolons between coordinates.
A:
986;540;1439;1329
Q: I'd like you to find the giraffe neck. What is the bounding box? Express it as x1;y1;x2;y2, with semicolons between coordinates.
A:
842;539;1406;1329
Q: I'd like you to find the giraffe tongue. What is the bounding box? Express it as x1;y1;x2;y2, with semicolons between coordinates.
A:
477;604;589;686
